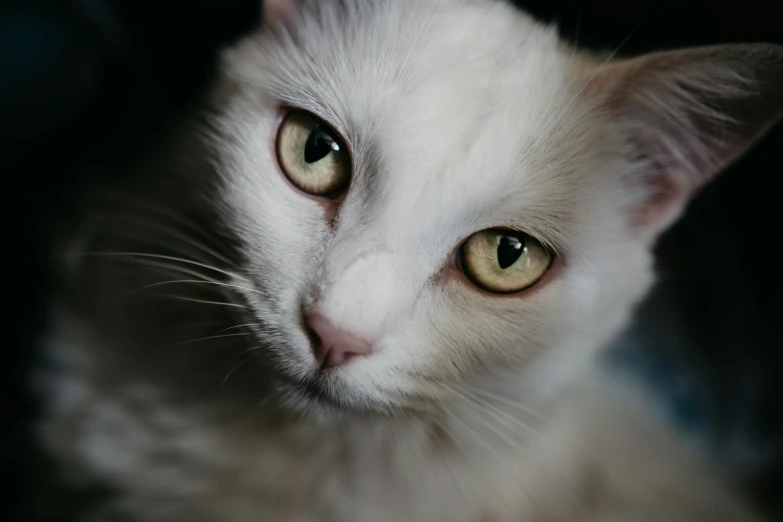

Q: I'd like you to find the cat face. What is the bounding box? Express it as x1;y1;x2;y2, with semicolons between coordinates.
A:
193;0;782;414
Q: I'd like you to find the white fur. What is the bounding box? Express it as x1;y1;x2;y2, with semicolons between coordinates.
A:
38;0;781;520
317;250;407;343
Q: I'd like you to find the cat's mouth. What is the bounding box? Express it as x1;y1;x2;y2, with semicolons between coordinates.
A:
276;372;361;414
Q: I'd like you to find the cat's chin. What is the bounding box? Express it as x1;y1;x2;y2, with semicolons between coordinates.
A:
278;375;344;411
272;371;434;420
272;373;377;419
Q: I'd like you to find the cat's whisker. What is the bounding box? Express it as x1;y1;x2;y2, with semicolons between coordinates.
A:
467;388;544;420
213;323;259;334
221;351;260;390
445;386;532;455
445;387;560;476
447;387;580;505
146;293;249;310
109;258;230;287
221;344;263;373
119;279;265;302
164;332;251;349
384;406;409;463
461;390;544;441
428;414;471;457
102;190;231;245
95;212;235;265
462;391;591;499
465;401;590;498
570;16;646;98
79;251;244;281
424;415;484;503
441;401;510;469
117;279;224;303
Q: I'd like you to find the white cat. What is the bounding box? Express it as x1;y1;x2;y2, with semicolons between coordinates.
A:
39;0;783;520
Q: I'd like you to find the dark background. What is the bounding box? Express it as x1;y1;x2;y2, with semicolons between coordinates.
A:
3;0;781;520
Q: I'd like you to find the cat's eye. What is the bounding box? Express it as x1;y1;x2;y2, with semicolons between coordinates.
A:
460;229;552;294
276;110;351;197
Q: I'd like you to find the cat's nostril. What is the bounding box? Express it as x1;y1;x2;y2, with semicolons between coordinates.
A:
305;308;373;369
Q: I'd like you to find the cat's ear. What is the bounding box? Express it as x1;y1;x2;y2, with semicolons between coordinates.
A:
590;44;783;241
263;0;300;27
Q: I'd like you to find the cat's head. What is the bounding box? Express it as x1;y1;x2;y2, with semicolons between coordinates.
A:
167;0;783;415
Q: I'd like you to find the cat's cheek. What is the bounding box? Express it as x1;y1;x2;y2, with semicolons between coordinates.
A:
443;255;564;301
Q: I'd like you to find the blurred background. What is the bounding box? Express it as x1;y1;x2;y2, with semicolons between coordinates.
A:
3;0;781;520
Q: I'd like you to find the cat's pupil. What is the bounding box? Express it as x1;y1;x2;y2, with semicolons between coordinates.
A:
304;126;339;164
497;233;524;269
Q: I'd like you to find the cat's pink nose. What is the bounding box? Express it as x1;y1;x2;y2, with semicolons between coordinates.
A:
305;309;373;369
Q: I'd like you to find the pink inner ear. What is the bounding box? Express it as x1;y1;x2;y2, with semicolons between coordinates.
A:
264;0;298;26
587;44;783;238
630;170;686;230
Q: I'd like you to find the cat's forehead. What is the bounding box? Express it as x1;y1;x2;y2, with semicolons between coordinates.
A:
253;0;573;139
230;0;607;248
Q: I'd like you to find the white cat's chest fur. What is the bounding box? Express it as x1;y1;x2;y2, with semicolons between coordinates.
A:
41;340;754;522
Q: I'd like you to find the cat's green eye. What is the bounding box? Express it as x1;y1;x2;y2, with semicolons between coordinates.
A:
276;111;351;197
460;229;552;294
